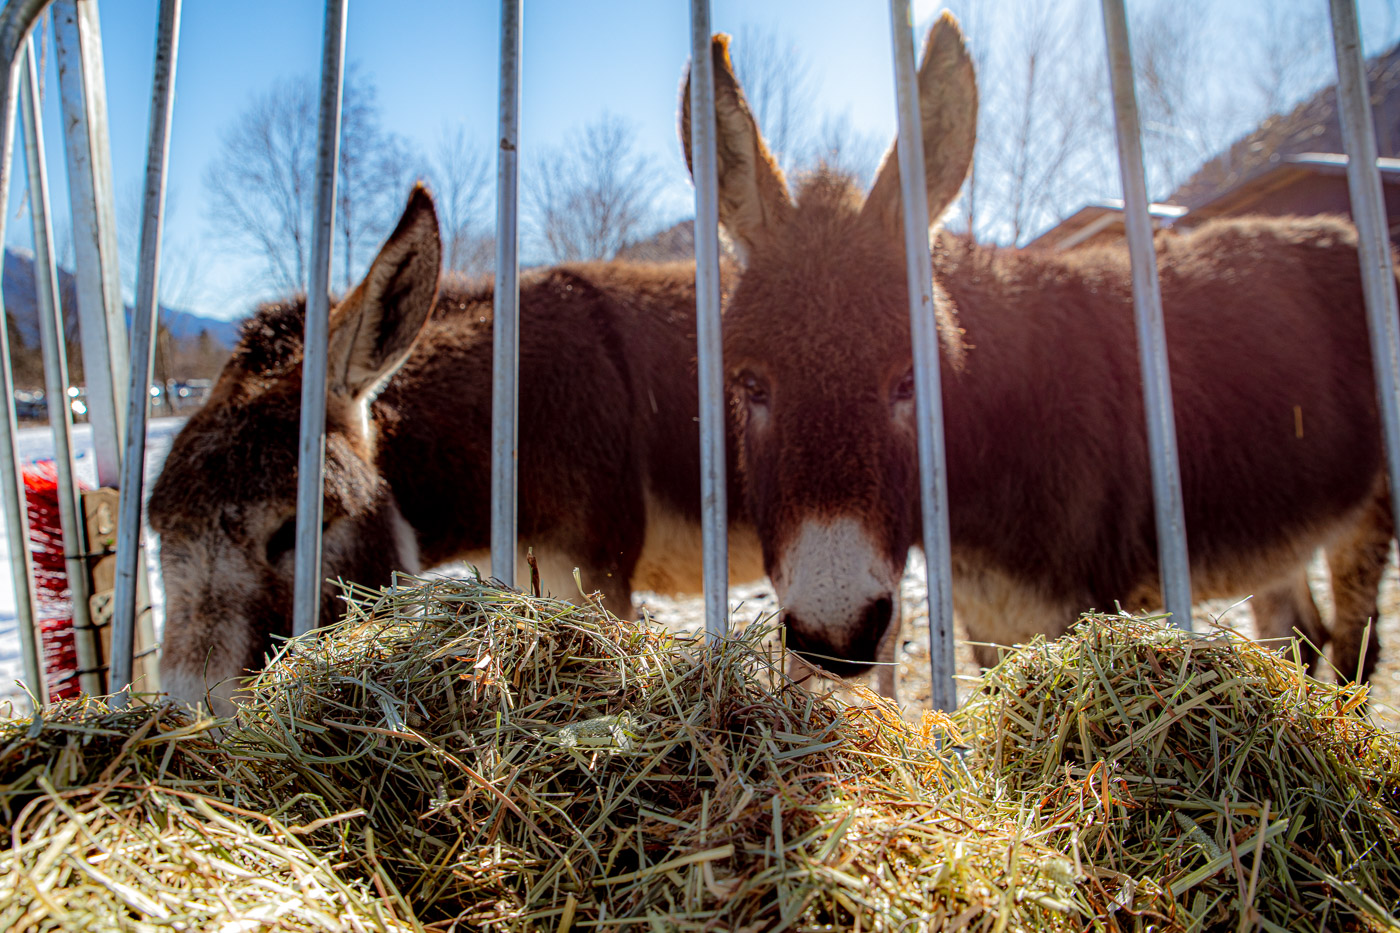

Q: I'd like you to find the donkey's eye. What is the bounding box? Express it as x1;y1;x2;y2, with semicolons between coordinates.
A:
266;518;297;565
737;371;770;407
265;516;331;564
894;368;917;404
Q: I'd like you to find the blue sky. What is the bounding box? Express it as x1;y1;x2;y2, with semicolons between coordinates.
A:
9;0;1400;322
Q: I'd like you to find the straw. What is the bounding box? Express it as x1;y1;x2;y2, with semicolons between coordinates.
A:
2;581;1397;932
226;574;1083;930
0;698;417;932
959;612;1400;932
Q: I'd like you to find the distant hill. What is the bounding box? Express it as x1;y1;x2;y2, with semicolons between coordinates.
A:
2;247;240;351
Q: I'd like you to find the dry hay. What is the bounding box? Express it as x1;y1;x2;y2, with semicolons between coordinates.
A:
0;576;1397;932
227;577;1079;930
0;701;414;932
961;615;1400;932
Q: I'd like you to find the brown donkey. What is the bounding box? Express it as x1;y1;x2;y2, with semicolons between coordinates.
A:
150;187;761;714
682;14;1391;689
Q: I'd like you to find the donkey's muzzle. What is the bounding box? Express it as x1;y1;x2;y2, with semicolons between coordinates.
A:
783;596;893;678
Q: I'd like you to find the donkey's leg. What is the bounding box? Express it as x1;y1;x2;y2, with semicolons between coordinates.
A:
578;463;648;621
590;567;640;621
522;546;641;620
1327;484;1392;683
1252;573;1327;673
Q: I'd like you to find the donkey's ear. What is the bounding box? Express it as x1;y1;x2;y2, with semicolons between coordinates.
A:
681;34;794;259
327;185;441;399
860;12;977;238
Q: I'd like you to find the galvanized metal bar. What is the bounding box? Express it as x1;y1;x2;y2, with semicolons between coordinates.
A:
490;0;521;589
1101;0;1192;629
689;0;729;639
53;0;127;489
110;0;179;704
1329;0;1400;577
0;0;55;709
21;34;98;697
292;0;346;638
887;0;956;710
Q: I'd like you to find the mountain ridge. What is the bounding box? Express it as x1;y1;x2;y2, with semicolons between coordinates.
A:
2;246;240;351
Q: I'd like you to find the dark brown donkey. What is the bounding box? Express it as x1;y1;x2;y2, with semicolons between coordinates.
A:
150;187;760;714
681;14;1392;688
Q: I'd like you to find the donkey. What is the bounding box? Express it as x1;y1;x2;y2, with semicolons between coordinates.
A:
679;13;1392;689
150;186;762;714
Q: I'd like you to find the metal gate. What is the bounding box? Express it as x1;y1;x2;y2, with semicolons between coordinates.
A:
0;0;1395;714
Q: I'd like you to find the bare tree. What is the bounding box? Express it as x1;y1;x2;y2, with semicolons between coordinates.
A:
205;69;414;296
730;26;815;174
1248;0;1331;117
335;70;417;291
946;0;1105;244
205;75;314;295
426;126;494;278
931;0;1400;249
118;181;206;314
941;0;1275;244
527;114;662;263
1129;0;1223;198
801;112;883;188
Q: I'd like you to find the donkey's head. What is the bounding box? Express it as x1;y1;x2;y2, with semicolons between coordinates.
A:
683;15;976;675
150;188;441;714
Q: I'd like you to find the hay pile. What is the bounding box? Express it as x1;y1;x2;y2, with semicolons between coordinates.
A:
1;578;1397;932
0;702;414;932
961;615;1400;932
228;578;1079;930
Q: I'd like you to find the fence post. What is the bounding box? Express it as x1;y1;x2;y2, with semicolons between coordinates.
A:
1101;0;1193;629
688;0;729;639
0;0;56;709
52;0;126;490
292;0;347;638
110;0;180;703
20;32;97;697
491;0;521;589
887;0;956;710
1329;0;1400;565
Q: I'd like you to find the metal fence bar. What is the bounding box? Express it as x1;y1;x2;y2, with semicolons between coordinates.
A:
490;0;521;589
21;33;98;697
110;0;180;703
887;0;955;711
0;0;54;709
53;0;126;490
1329;0;1400;559
688;0;729;639
1101;0;1193;629
292;0;347;638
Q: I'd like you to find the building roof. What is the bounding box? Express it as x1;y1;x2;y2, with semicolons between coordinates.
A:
1024;200;1186;252
1168;44;1400;210
1176;153;1400;225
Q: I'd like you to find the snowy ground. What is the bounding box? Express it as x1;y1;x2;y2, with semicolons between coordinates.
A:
0;417;183;713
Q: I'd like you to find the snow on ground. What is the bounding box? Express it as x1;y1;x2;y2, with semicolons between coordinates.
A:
0;417;183;713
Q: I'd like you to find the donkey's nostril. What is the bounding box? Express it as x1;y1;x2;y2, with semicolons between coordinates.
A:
864;596;893;640
782;595;894;678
